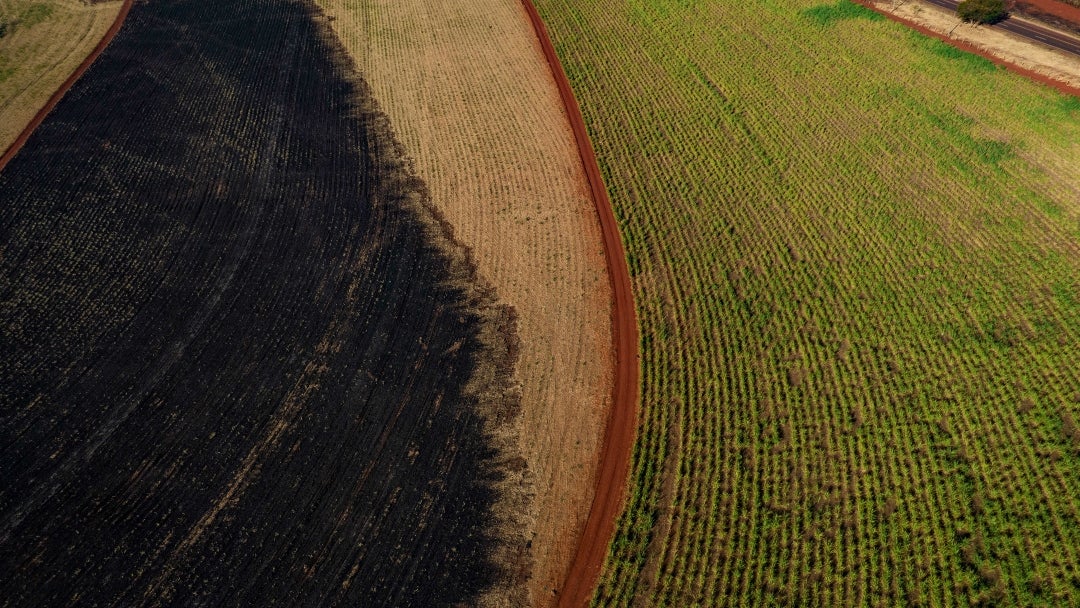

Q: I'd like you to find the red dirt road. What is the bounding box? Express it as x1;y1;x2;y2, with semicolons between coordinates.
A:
518;2;640;607
0;0;135;172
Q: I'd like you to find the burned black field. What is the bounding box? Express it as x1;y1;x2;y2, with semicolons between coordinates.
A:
0;0;525;605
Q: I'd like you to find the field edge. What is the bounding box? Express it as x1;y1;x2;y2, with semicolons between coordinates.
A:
517;2;641;607
858;0;1080;97
0;0;134;171
308;7;539;604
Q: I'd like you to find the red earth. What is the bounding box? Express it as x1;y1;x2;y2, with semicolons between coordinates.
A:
1013;0;1080;27
518;2;640;608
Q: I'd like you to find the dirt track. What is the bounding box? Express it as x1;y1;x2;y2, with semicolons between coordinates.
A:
0;0;134;171
517;2;640;607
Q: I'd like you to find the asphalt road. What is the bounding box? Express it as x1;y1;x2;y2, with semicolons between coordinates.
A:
922;0;1080;56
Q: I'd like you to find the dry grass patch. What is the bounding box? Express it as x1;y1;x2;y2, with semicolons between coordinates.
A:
0;0;122;152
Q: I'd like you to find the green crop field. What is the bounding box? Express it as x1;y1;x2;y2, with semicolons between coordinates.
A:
534;0;1080;605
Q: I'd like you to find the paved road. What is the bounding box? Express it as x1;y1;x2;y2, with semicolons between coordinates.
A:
922;0;1080;56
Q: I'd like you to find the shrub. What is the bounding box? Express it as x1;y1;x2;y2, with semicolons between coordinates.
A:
957;0;1007;24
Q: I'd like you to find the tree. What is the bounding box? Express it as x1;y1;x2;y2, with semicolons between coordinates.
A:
957;0;1008;24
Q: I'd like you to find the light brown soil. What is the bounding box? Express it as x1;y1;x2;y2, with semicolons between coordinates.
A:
517;2;638;606
873;0;1080;90
0;0;124;155
313;1;616;606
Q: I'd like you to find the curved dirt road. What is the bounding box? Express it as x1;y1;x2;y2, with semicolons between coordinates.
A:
518;2;640;607
0;0;134;171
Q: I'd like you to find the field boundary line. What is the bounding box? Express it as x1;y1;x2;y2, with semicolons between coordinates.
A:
0;0;135;172
517;2;640;607
860;0;1080;97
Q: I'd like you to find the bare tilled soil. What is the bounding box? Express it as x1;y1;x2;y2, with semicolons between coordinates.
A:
0;0;529;606
314;1;617;605
516;4;638;606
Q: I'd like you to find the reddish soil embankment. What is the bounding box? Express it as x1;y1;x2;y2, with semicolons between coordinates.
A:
518;2;640;607
860;0;1080;97
0;0;134;171
1013;0;1080;33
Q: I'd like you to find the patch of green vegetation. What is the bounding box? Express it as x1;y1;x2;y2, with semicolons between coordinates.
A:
1052;281;1077;310
19;3;55;29
1058;95;1080;114
1020;94;1080;130
802;0;884;26
1036;196;1063;219
974;138;1012;165
909;31;998;73
0;2;56;38
534;0;1080;604
886;84;1015;178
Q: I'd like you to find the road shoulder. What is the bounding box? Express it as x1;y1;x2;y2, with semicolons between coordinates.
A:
871;0;1080;92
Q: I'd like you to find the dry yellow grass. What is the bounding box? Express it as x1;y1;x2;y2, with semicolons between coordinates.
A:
315;0;615;605
0;0;122;152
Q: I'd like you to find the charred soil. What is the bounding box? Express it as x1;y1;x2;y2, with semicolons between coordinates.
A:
0;0;528;606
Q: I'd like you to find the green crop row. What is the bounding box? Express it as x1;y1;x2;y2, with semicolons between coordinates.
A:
535;0;1080;605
